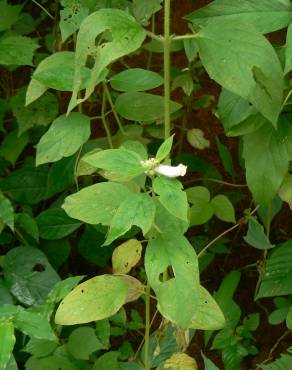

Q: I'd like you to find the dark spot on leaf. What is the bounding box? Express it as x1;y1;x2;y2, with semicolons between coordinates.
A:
204;300;208;304
124;262;129;267
81;289;84;293
32;264;46;272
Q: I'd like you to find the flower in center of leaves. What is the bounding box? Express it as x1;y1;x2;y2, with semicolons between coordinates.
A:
140;158;187;178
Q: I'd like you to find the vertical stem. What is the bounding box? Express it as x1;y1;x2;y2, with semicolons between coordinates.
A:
101;90;114;149
144;282;151;370
103;83;125;135
164;0;171;140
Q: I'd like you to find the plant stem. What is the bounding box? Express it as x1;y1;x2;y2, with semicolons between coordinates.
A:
31;0;54;20
144;282;151;370
184;177;248;188
173;34;199;41
164;0;171;140
101;90;114;149
103;83;125;134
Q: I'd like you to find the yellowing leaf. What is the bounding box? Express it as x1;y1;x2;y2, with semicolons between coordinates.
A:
112;239;142;274
164;353;197;370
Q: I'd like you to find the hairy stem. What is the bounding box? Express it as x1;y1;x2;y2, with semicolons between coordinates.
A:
164;0;171;140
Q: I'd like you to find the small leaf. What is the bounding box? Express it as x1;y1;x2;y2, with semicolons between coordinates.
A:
60;1;89;41
112;239;142;274
201;353;220;370
0;2;22;31
153;177;188;222
110;68;163;92
187;129;210;150
104;193;155;245
164;352;198;370
244;217;274;250
211;195;235;223
0;130;29;165
63;182;132;225
115;92;182;121
67;327;102;360
0;321;15;370
24;338;58;358
92;351;120;370
36;113;91;166
55;275;129;325
187;188;213;226
156;135;174;161
286;308;292;330
186;186;210;204
215;137;234;177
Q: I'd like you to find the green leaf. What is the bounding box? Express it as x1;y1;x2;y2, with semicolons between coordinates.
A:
285;22;292;74
92;351;120;370
31;51;94;92
36;208;81;240
215;137;234;177
286;308;292;330
259;349;292;369
48;276;85;303
63;182;131;225
222;344;248;370
145;233;200;328
279;173;292;209
0;130;29;165
0;164;48;204
189;285;226;330
60;1;89;41
104;193;155;245
0;2;22;31
55;275;128;325
197;21;283;126
0;193;14;231
14;309;56;340
83;148;144;180
202;353;220;370
115;92;182;121
68;9;146;112
154;200;189;235
110;68;163;92
11;89;58;135
0;35;38;66
243;124;289;205
24;338;58;358
187;128;210;150
3;246;60;306
163;352;197;370
132;0;162;26
244;217;274;250
36;113;91;165
112;239;142;274
153;177;188;222
211;195;235;223
40;239;70;270
0;321;15;370
68;327;102;360
155;135;174;161
187;187;213;226
185;0;292;34
257;240;292;298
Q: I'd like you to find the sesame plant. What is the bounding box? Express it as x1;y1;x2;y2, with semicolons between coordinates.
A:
0;0;292;370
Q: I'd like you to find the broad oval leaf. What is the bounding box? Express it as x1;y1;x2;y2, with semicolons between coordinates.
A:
55;275;129;325
0;321;15;370
68;9;146;112
36;113;91;166
0;35;38;66
210;194;235;223
62;182;132;225
110;68;164;92
83;148;145;180
185;0;292;34
197;21;284;126
115;92;182;121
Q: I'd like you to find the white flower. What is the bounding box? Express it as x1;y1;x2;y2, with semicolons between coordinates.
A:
154;164;187;178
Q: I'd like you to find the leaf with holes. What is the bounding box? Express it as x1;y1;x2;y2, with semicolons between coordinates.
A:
68;9;146;112
145;233;200;328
